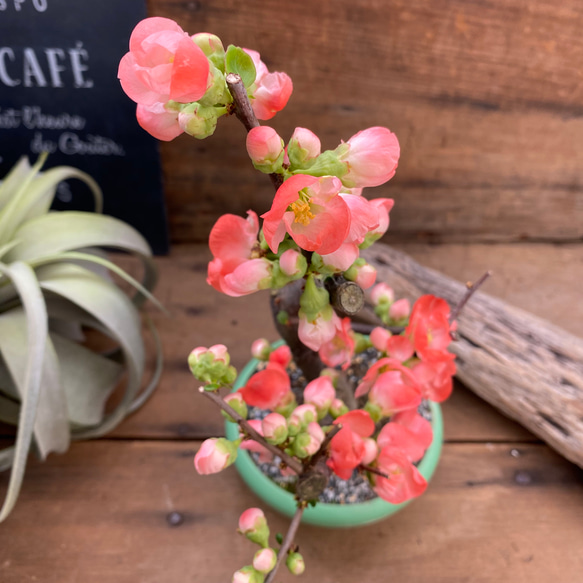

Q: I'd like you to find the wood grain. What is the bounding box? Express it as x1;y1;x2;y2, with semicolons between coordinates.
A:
0;440;581;583
364;244;583;468
146;0;583;243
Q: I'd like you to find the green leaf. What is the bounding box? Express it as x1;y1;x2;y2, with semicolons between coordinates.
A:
225;45;256;88
0;262;48;522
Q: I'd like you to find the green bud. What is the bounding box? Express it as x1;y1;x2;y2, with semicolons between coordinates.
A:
286;552;306;575
292;432;313;458
198;66;231;106
364;401;383;423
192;33;226;71
233;566;265;583
353;332;373;353
295;149;347;178
329;399;349;418
179;103;218;139
221;392;248;423
274;392;297;418
299;274;330;322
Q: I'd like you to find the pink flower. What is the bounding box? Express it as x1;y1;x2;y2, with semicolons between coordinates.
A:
239;364;291;410
373;446;427;504
207;210;272;297
411;358;456;402
366;198;395;241
298;308;339;352
246;126;284;165
318;317;355;370
303;376;335;417
370;327;392;352
136;102;183;141
261;174;350;255
194;438;237;474
389;298;410;321
377;410;433;462
339;127;400;188
327;410;375;480
406;295;454;362
244;49;293;120
118;17;210;106
386;335;415;362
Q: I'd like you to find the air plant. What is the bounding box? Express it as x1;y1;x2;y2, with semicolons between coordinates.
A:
0;154;162;522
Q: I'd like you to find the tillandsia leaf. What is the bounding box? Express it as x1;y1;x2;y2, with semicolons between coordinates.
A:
225;45;257;88
36;263;145;439
7;212;157;309
0;262;48;523
0;308;69;460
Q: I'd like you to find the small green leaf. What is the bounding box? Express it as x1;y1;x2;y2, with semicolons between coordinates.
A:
225;45;256;88
275;532;283;545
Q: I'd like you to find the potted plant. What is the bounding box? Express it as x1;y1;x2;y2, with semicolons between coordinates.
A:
118;17;486;581
0;155;162;522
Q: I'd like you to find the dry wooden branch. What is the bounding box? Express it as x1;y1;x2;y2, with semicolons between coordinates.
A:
265;505;304;583
362;244;583;469
325;275;365;316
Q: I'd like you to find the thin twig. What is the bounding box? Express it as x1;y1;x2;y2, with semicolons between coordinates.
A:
350;322;405;335
303;423;343;471
359;464;389;479
226;73;283;190
449;271;492;323
265;505;305;583
198;388;303;474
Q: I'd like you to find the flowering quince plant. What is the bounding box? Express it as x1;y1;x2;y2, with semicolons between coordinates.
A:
119;17;486;582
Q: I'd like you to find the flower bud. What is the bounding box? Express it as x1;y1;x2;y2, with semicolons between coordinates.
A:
192;32;226;70
370;283;394;306
293;430;320;458
269;344;292;368
304;376;335;419
194;438;238;474
286;552;305;575
389;298;410;322
287;127;321;168
329;398;349;419
222;391;248;422
273;391;297;418
370;326;392;352
253;548;277;573
262;413;288;445
238;507;270;548
362;437;379;465
251;338;272;361
299;274;330;322
320;367;339;387
279;249;306;278
232;565;265;583
289;404;317;434
188;344;236;388
246;126;285;173
345;260;377;290
178;103;218;139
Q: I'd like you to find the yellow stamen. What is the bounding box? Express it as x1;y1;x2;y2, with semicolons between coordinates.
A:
290;199;315;226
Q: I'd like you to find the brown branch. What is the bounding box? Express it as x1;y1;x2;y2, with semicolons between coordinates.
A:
226;73;283;191
449;270;492;323
305;423;342;469
265;505;304;583
325;275;365;316
359;464;389;479
350;322;405;335
198;388;303;474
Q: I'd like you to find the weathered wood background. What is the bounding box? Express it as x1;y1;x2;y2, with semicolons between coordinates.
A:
147;0;583;245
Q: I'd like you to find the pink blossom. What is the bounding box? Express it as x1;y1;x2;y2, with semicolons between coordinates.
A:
373;446;427;504
207;211;272;297
340;127;400;188
377;410;433;462
303;376;335;416
412;358;456;402
246;126;284;165
118;17;210;107
367;198;395;240
318;317;355;370
406;295;454;362
356;357;416;398
389;298;411;321
261;174;350;255
194;438;236;474
136;102;182;141
386;335;415;362
327;410;375;480
253;548;277;573
244;49;293;120
370;327;392;352
298;308;339;352
240;364;291;410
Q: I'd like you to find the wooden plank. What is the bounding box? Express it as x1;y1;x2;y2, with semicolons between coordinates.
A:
1;440;581;582
145;0;583;243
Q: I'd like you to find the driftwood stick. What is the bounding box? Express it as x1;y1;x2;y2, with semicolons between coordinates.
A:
198;388;303;474
265;505;304;583
363;244;583;469
325;275;365;316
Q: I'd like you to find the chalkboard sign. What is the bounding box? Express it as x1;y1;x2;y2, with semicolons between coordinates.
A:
0;0;168;254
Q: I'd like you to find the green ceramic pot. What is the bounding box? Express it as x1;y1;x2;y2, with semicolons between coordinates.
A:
225;352;443;528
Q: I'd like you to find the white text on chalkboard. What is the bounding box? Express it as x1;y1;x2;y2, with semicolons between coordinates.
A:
0;0;48;12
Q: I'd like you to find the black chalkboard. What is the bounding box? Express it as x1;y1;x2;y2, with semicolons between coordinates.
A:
0;0;168;254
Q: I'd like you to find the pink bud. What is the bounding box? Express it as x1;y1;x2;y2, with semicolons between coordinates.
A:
293;429;321;457
286;552;305;575
370;283;394;306
251;338;271;360
262;413;288;445
208;344;229;364
290;404;317;427
238;507;266;534
370;327;392;352
246;126;284;165
361;437;379;465
253;548;277;573
307;421;325;445
354;263;377;289
304;376;335;416
330;398;349;418
289;127;321;161
279;249;303;276
389;298;410;321
194;438;237;474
